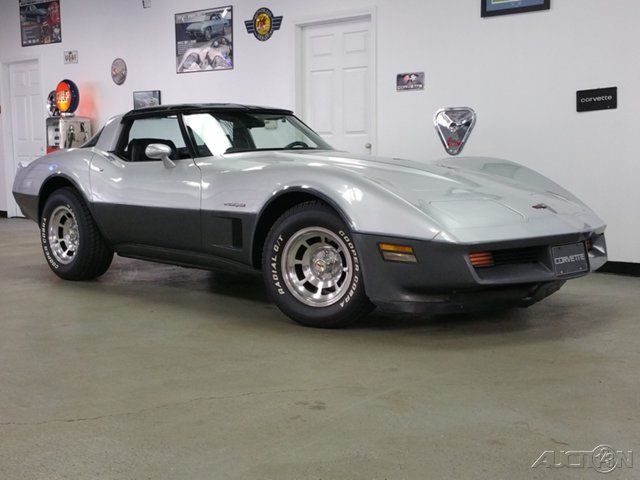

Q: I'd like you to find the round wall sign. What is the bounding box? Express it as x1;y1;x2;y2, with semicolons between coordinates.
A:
111;58;127;85
55;79;80;114
246;8;283;41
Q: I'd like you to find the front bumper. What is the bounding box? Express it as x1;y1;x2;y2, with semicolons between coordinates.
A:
352;230;607;313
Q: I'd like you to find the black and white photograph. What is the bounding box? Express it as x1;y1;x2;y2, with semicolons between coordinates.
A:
175;5;233;73
133;90;162;109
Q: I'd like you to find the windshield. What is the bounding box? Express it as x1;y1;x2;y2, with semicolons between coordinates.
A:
182;112;333;156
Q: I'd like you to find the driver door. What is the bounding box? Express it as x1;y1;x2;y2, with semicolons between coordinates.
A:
90;114;202;251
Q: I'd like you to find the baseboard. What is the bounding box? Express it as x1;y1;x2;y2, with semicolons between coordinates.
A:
598;261;640;277
0;211;7;218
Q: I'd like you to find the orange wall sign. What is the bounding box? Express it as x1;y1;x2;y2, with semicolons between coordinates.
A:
55;79;79;113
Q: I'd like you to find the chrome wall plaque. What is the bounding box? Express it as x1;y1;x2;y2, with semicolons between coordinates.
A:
434;107;476;156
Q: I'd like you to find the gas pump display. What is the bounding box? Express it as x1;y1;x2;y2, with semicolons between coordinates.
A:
46;79;92;153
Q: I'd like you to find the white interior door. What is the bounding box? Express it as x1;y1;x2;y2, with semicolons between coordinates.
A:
301;17;374;155
7;60;44;217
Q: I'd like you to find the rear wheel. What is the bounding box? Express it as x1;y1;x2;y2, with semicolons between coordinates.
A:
262;201;373;328
41;188;113;280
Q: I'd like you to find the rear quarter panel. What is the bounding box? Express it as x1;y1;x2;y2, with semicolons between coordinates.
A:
13;149;95;203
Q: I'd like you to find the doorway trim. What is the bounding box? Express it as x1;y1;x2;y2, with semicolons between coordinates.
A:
293;7;378;155
1;55;44;218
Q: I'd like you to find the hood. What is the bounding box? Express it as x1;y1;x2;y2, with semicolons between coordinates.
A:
275;150;605;243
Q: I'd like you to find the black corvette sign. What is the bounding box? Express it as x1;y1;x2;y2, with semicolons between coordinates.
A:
576;87;617;112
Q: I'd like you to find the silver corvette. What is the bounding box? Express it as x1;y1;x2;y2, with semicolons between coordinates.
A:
13;104;607;327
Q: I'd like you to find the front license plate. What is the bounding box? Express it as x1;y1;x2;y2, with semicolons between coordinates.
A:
552;242;589;276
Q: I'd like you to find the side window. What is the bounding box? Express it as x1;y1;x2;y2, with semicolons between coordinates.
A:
117;116;189;162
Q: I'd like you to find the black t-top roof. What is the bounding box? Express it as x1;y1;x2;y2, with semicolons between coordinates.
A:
123;103;294;119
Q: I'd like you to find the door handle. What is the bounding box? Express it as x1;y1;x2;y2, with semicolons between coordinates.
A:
364;143;372;150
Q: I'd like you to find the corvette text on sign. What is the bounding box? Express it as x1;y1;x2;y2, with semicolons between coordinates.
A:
576;87;617;112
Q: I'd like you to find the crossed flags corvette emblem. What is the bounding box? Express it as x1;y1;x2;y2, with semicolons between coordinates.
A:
245;8;283;41
434;107;476;156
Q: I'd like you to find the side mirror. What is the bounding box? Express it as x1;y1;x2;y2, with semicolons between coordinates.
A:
145;143;176;169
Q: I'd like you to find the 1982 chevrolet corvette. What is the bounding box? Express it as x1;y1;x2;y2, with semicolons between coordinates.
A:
13;104;607;327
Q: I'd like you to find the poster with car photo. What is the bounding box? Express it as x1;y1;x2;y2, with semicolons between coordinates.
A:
19;0;62;46
175;5;233;74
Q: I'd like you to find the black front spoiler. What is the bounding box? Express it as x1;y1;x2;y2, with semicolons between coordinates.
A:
351;231;597;314
373;281;565;314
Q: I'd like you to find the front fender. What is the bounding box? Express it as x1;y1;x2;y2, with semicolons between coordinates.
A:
201;160;445;241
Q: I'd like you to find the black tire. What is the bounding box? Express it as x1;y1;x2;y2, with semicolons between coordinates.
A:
40;187;113;281
204;27;213;41
262;201;374;328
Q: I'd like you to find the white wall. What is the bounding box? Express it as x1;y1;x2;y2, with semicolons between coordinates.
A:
0;0;638;262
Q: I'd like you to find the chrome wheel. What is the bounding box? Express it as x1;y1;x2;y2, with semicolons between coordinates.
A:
48;205;79;265
281;227;353;307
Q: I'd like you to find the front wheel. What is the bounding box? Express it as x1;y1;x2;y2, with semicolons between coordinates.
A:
41;187;113;281
262;201;373;328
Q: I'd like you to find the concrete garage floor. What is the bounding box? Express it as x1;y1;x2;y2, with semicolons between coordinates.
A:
0;218;638;480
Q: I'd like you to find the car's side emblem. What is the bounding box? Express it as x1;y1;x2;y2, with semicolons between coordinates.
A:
434;107;476;156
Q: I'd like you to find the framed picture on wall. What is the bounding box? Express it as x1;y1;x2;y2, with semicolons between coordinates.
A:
133;91;161;109
174;5;233;74
19;0;62;46
481;0;550;17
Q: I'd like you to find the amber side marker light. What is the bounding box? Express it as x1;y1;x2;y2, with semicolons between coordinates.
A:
378;243;417;263
469;252;494;268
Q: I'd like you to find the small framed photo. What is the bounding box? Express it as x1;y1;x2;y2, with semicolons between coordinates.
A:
481;0;550;17
133;90;161;109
